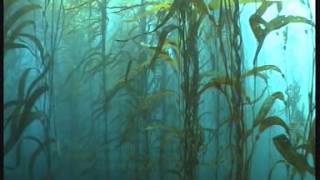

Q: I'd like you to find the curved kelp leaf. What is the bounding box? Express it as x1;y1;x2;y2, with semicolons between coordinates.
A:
4;103;24;130
18;68;32;100
139;91;174;111
4;4;41;34
92;80;129;119
250;2;314;44
258;116;290;135
198;76;235;95
4;42;30;52
5;111;46;156
254;92;286;126
273;134;314;175
26;62;50;97
5;136;42;170
3;69;33;129
4;100;23;110
4;86;48;155
29;138;56;180
267;16;314;32
116;0;181;42
149;0;182;33
82;54;114;79
149;24;179;68
23;85;49;116
141;40;179;71
250;2;314;65
19;33;45;60
241;65;285;80
7;20;36;42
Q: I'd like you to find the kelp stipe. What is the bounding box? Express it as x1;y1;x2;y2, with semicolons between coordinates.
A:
3;0;315;180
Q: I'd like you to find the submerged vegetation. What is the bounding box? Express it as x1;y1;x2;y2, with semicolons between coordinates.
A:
4;0;315;180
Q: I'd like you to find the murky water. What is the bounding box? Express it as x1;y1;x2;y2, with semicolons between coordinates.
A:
4;0;315;179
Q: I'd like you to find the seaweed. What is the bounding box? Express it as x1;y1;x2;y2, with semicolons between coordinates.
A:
3;0;315;180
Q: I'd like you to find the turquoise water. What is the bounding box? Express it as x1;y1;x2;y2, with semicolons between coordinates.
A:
4;0;315;179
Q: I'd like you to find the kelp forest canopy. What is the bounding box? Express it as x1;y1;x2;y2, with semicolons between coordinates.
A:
3;0;316;180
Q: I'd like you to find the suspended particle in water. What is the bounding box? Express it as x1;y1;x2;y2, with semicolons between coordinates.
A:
282;27;288;52
283;45;286;51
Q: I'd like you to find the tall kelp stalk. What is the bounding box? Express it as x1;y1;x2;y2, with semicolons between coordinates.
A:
197;1;315;180
115;2;182;178
64;0;116;177
3;0;63;179
204;0;248;178
209;43;221;180
217;1;247;179
104;1;177;179
133;1;246;179
138;1;152;178
42;0;65;178
61;1;113;177
99;0;110;178
121;1;152;178
4;0;315;179
139;1;204;179
61;1;150;178
119;1;154;178
158;61;167;180
192;0;243;178
176;2;203;180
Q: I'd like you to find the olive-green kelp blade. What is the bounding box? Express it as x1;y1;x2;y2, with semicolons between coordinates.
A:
273;134;314;175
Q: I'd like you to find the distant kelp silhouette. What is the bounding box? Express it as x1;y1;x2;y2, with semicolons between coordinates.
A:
4;0;57;180
4;0;315;180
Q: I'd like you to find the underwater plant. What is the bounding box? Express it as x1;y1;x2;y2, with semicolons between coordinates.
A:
4;0;42;54
267;82;315;179
4;0;315;180
4;0;64;179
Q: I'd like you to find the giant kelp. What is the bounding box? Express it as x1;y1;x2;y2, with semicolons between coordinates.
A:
3;0;316;180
